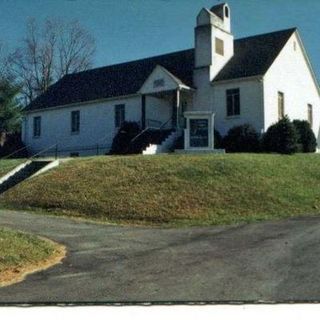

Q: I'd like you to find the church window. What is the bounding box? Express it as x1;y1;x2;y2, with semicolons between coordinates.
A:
226;88;240;116
308;104;313;128
278;92;285;120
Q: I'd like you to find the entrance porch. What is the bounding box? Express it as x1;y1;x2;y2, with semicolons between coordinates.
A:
137;64;221;153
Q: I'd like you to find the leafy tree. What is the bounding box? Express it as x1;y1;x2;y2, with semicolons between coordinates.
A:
0;80;23;146
262;116;298;154
292;120;317;153
223;124;260;153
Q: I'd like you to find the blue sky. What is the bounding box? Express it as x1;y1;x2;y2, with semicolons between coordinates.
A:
0;0;319;79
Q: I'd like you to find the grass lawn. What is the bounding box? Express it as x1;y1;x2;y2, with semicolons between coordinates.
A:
0;153;320;226
0;159;26;177
0;227;65;286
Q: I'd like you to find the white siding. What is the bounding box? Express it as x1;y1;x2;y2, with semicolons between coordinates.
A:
264;32;320;144
24;96;142;157
212;79;264;136
145;96;172;127
24;93;176;156
139;65;179;95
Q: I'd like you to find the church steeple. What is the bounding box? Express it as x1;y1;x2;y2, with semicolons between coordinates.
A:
210;3;231;33
194;3;234;80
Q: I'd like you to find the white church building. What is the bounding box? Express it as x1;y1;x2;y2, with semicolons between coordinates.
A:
22;3;320;156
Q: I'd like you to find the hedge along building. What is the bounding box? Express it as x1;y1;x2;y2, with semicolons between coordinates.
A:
22;3;320;156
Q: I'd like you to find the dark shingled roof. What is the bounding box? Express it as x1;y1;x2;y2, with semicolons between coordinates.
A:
26;28;296;111
26;49;195;111
213;27;297;82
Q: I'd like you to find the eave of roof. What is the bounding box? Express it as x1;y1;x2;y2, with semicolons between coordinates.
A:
213;27;297;82
25;27;301;112
25;48;195;111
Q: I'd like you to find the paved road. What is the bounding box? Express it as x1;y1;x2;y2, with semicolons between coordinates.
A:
0;210;320;304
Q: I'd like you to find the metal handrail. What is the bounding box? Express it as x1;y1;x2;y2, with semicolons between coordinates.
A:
130;126;156;144
130;117;173;144
29;143;58;160
0;145;29;161
0;118;174;160
159;117;172;130
146;118;162;128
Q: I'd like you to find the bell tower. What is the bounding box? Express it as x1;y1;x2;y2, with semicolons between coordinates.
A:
194;3;234;81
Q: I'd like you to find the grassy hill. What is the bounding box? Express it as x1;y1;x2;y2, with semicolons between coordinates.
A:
0;159;25;177
1;154;320;226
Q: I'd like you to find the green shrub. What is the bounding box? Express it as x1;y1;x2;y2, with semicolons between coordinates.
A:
0;133;28;158
214;129;223;149
262;116;298;154
222;124;260;153
109;121;141;155
292;120;317;153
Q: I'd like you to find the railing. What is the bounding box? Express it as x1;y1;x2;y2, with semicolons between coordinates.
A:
128;117;173;152
29;143;59;160
0;145;29;161
146;119;162;128
31;143;111;158
0;118;173;160
159;117;173;130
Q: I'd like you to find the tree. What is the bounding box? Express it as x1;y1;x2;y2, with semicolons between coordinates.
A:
110;122;141;155
7;18;95;105
292;120;317;153
0;79;23;146
262;116;298;154
0;42;8;76
222;124;260;153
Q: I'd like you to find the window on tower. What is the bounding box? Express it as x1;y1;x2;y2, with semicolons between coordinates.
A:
215;37;224;56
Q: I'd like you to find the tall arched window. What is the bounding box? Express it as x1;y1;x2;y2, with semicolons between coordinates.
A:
225;6;229;18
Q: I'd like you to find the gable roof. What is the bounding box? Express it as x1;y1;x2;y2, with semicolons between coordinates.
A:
26;49;194;111
213;28;296;82
210;3;226;20
26;28;297;112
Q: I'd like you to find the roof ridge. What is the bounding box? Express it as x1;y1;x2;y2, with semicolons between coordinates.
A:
236;27;297;42
65;48;194;78
65;28;297;79
27;26;300;111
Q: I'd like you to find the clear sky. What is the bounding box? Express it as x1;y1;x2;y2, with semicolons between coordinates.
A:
0;0;319;79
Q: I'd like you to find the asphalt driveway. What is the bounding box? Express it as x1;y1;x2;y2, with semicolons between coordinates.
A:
0;210;320;304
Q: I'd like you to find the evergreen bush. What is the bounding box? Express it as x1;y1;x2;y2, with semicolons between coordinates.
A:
292;120;317;153
223;124;260;153
109;121;141;154
262;116;298;154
